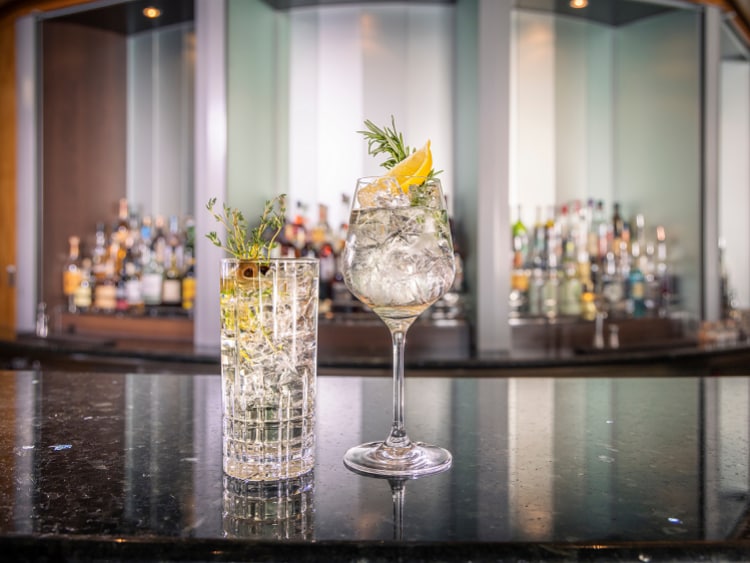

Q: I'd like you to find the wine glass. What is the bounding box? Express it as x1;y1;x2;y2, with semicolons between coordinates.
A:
341;175;456;477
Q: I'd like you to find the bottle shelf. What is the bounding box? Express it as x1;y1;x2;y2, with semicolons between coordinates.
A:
59;312;193;344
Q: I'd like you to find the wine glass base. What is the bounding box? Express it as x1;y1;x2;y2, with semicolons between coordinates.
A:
343;440;452;478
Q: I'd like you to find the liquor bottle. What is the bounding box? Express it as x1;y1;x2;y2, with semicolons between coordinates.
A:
62;236;83;313
570;199;588;266
142;246;164;308
587;200;603;261
331;190;352;310
181;257;196;313
596;201;610;257
115;275;129;313
93;261;117;313
91;222;109;283
544;205;560;270
631;214;646;264
276;213;297;258
655;225;671;316
580;284;597;321
310;204;332;254
529;206;546;269
162;253;182;306
558;261;582;317
588;200;606;290
315;247;334;312
183;216;195;265
628;257;647;318
124;262;144;314
151;215;168;267
122;240;144;314
510;266;530;316
527;267;545;317
627;218;647;318
331;255;353;312
600;251;624;316
511;205;528;266
313;205;336;301
510;205;530;313
115;198;130;243
334;193;351;257
139;215;153;262
557;203;570;245
541;267;559;319
291;201;309;256
167;215;185;271
612;202;624;240
73;259;93;312
107;221;126;277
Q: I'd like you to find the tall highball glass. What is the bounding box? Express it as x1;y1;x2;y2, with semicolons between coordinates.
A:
341;176;456;477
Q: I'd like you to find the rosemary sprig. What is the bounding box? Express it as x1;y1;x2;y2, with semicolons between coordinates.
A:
358;115;412;171
206;196;286;260
357;115;442;180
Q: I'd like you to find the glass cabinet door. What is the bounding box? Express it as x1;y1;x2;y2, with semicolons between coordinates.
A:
718;22;750;314
510;1;703;323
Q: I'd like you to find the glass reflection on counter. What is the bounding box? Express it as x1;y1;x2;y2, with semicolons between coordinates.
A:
222;473;314;540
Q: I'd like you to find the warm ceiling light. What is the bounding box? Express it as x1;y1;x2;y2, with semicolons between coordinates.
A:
143;7;161;18
570;0;588;7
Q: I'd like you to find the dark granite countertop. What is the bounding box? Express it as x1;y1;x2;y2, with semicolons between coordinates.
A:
1;369;750;561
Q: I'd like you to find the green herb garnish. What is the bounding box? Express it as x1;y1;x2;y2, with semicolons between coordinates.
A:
357;116;442;181
358;116;412;171
206;196;286;260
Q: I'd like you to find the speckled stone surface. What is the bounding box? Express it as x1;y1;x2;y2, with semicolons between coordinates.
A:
1;370;750;561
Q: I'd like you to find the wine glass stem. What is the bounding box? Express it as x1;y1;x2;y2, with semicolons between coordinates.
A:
386;330;410;448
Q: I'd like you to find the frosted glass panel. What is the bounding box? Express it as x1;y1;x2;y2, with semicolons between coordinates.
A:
127;25;195;219
719;60;750;309
615;10;702;316
510;11;556;224
510;11;613;228
287;4;454;230
227;0;287;219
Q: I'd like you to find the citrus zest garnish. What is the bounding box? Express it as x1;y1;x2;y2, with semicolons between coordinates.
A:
357;117;437;205
386;140;432;192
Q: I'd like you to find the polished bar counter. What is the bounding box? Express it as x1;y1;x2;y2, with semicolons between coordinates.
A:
1;369;750;561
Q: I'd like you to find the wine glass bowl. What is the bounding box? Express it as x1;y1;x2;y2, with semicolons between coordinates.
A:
340;176;456;477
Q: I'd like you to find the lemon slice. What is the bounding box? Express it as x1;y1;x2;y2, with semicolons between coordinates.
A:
387;140;432;191
356;140;434;207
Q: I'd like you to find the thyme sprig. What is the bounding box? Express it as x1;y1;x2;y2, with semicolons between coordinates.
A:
206;196;286;260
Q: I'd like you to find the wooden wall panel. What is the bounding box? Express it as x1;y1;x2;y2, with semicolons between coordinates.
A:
0;15;17;336
0;0;95;334
41;21;126;311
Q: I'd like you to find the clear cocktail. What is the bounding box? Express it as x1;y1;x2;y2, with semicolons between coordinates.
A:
220;258;319;481
341;176;456;477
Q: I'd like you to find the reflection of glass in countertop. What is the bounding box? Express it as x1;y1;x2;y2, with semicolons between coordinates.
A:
223;473;314;540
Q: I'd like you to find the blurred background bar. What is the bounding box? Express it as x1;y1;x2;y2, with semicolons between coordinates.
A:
2;0;750;372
